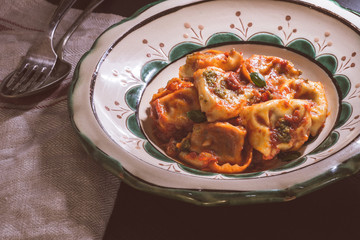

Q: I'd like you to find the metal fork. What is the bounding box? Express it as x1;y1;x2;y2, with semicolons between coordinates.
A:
0;0;77;97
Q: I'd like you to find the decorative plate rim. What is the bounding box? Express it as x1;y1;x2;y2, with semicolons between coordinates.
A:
68;0;360;205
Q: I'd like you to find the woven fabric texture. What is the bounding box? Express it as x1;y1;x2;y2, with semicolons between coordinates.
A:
0;0;123;239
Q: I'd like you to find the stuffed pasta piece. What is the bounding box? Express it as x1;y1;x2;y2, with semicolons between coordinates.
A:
150;78;201;142
280;79;328;136
241;54;302;87
177;122;253;173
241;99;312;160
149;48;328;174
179;49;244;79
193;66;247;122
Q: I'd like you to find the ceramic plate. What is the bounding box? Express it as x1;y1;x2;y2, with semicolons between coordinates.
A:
69;0;360;205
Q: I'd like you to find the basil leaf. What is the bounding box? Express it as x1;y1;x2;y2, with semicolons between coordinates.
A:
250;72;266;87
187;110;207;123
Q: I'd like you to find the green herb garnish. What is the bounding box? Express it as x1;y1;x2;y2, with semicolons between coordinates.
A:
187;110;207;123
214;88;227;99
250;72;266;87
276;118;291;143
203;70;217;87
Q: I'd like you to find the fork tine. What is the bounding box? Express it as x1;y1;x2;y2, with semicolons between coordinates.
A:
1;63;52;96
10;65;37;93
2;64;33;95
17;66;48;93
0;0;79;99
31;67;52;89
5;63;30;89
0;72;15;95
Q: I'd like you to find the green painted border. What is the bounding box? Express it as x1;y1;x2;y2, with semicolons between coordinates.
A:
68;0;360;205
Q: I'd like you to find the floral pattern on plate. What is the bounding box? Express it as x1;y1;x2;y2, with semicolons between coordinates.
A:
70;0;360;205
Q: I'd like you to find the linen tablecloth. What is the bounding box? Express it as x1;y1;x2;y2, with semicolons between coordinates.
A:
0;1;124;239
2;1;360;239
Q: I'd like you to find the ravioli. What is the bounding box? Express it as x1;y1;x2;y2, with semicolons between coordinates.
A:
241;99;312;160
150;86;200;141
242;54;302;86
193;67;247;122
177;122;252;173
284;79;328;136
179;49;244;79
188;122;246;165
149;49;328;173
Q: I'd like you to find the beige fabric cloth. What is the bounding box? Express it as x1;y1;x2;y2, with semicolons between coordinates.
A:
0;0;124;239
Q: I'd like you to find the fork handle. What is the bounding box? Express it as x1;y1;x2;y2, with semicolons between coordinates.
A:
47;0;78;38
55;0;105;59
